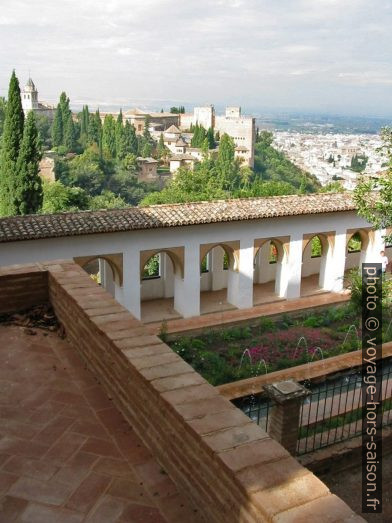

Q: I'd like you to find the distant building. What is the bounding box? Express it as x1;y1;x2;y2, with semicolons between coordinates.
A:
137;157;159;182
101;109;179;135
169;154;197;174
21;78;55;119
179;105;255;167
39;156;55;182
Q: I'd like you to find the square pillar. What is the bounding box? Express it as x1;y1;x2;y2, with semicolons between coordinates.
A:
279;233;303;299
365;228;386;264
99;259;115;297
211;248;225;291
116;248;141;320
264;380;310;455
174;243;200;318
227;238;254;309
322;230;347;292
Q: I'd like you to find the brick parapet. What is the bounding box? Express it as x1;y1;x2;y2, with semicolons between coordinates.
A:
0;261;364;523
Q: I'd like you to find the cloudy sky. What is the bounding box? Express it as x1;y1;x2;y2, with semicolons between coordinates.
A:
0;0;391;116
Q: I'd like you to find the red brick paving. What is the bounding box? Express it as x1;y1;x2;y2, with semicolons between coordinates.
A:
0;325;202;522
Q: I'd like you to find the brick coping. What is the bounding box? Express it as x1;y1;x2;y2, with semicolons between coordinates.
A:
0;260;365;523
218;342;392;400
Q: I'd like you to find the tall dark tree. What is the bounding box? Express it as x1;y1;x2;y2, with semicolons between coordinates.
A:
206;127;216;149
102;115;116;158
0;71;25;216
124;121;138;156
79;105;90;146
64;116;76;151
52;104;63;147
15;111;43;214
88;110;102;147
0;97;6;138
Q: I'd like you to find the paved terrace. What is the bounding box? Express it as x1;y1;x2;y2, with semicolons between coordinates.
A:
0;261;364;522
0;326;196;523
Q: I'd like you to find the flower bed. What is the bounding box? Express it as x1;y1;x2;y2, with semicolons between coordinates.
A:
167;303;392;386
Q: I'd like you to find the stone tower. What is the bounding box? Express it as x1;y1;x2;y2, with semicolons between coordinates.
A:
21;77;39;113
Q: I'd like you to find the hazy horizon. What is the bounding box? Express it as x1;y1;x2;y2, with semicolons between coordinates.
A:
1;0;391;118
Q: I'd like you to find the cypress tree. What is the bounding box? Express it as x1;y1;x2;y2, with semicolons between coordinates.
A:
52;104;63;147
206;127;215;149
0;70;24;216
14;111;43;214
115;110;124;158
102;115;116;157
124;121;138;155
157;133;166;159
64;116;76;151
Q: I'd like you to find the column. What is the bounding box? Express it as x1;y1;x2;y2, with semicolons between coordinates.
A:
115;248;141;320
227;238;254;309
365;229;386;264
322;230;347;292
264;380;311;455
278;233;303;299
174;242;200;318
99;259;115;297
211;248;225;291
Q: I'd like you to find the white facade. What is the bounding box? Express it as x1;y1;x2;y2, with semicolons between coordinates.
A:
0;210;388;322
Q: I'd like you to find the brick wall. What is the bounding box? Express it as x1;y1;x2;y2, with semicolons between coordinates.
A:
0;264;48;314
0;261;363;522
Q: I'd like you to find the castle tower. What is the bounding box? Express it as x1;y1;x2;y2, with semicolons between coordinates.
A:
22;78;39;113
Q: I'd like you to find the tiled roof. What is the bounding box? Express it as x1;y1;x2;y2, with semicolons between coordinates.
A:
0;193;359;243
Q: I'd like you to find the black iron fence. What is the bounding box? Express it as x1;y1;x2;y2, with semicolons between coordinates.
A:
297;362;392;455
233;393;272;432
235;358;392;456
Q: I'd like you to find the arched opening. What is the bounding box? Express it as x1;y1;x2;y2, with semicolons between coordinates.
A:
80;257;118;297
344;230;370;284
253;239;286;305
140;250;183;323
199;243;238;314
301;234;330;296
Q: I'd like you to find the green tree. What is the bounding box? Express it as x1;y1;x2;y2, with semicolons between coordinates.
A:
206;127;216;149
350;154;368;173
51;104;63;147
89;190;128;210
142;142;153;158
191;123;207;148
88;110;102;147
79;105;90;147
35;113;51;149
63;116;76;151
124;121;138;156
14;111;43;214
354;127;392;242
157;133;169;161
0;97;6;138
102;115;116;158
42;179;89;213
0;71;25;216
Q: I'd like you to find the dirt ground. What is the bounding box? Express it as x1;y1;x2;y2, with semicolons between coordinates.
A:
319;453;392;522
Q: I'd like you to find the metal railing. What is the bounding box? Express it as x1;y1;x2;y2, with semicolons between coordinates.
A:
235;358;392;456
297;362;392;455
233;393;272;432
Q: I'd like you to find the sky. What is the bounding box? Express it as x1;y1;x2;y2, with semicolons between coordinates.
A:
0;0;391;117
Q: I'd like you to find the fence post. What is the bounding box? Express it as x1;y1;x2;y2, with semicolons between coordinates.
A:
264;379;311;455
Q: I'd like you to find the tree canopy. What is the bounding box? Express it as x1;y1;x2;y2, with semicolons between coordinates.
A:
354;127;392;241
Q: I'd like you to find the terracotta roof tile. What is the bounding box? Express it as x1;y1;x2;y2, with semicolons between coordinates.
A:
0;193;358;243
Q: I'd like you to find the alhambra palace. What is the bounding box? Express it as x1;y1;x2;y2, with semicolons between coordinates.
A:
0;189;391;522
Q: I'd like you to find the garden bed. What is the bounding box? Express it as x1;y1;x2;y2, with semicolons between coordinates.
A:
166;303;392;386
